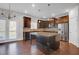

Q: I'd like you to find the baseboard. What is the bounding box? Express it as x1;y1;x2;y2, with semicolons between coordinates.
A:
69;40;79;48
0;39;23;44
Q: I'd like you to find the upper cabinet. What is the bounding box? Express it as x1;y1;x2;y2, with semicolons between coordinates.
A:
56;16;69;24
23;16;31;28
37;16;69;28
37;20;49;28
48;15;69;24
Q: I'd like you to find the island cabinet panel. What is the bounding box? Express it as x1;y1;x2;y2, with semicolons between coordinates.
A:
36;32;60;54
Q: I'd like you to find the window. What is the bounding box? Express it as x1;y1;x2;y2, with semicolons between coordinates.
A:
9;21;16;39
0;20;6;40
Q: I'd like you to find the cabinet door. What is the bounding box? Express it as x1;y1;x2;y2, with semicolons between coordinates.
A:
24;17;31;28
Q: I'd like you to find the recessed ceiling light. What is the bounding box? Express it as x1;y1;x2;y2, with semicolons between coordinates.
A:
43;16;46;18
65;9;70;12
32;4;35;8
51;14;55;17
38;9;40;12
25;10;28;13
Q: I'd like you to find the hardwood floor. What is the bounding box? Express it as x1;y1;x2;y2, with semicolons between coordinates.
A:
0;39;79;55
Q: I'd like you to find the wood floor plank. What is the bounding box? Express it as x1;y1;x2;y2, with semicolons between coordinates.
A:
0;39;79;55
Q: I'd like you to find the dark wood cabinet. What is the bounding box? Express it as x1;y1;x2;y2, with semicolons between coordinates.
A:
56;16;69;24
37;20;49;28
23;16;31;40
23;16;31;28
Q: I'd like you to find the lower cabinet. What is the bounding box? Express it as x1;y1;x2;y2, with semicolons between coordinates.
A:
23;32;30;40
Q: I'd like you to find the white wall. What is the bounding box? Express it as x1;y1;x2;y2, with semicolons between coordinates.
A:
31;18;38;29
15;16;23;40
69;6;79;47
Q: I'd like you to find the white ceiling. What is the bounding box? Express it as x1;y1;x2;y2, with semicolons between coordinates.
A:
0;3;78;18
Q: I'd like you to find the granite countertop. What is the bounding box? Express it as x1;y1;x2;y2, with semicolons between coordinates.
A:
23;28;58;33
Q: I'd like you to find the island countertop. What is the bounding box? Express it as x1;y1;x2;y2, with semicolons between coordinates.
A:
23;28;59;33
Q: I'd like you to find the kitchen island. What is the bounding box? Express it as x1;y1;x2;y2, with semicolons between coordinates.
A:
23;28;60;54
23;28;58;40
